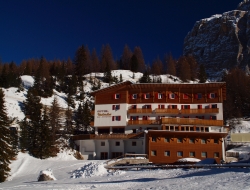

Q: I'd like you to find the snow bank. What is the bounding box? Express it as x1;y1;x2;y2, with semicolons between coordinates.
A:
71;161;125;178
177;158;201;162
38;168;56;181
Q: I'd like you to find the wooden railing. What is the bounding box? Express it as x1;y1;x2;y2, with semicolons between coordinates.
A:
128;108;152;114
181;108;219;114
161;118;223;126
72;132;144;140
154;108;179;114
127;120;160;125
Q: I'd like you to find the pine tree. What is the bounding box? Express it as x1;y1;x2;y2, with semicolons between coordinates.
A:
119;74;123;82
198;64;207;83
75;102;84;134
166;53;176;76
82;101;92;133
0;88;14;182
130;54;139;73
65;106;74;138
19;118;30;151
49;97;61;144
139;70;152;83
121;44;132;70
23;88;43;157
103;61;113;84
133;46;145;72
39;106;54;159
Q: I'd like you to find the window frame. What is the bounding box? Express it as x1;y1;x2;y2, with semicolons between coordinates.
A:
151;150;157;156
115;93;120;99
164;137;170;143
164;151;170;157
177;151;183;157
209;93;215;99
201;152;207;158
158;93;163;99
169;93;175;99
177;138;183;143
101;141;105;146
189;151;195;157
214;152;219;158
201;139;206;144
189;138;195;144
145;93;150;99
132;94;137;99
115;141;120;146
132;141;136;146
183;93;188;99
152;137;157;142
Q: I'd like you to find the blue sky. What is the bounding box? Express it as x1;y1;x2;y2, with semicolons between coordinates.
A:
0;0;241;64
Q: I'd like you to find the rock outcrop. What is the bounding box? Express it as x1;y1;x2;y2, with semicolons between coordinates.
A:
183;0;250;77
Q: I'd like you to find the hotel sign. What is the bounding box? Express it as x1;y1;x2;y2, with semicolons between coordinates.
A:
97;110;111;118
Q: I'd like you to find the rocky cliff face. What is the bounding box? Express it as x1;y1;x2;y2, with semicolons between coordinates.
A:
183;1;250;76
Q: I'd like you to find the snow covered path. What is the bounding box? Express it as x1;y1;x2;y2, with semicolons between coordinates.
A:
1;153;250;190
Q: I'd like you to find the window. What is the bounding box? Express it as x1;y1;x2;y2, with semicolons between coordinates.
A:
209;93;215;99
130;116;138;120
197;105;202;109
142;116;148;120
101;142;105;146
131;105;137;109
196;127;200;132
201;152;207;158
132;141;136;146
152;137;157;142
151;150;157;156
205;127;209;132
158;93;163;99
164;151;170;156
158;105;165;109
210;116;216;120
181;126;185;131
144;105;151;109
201;139;206;144
177;138;182;143
145;93;150;99
212;104;217;108
189;152;195;157
214;152;219;158
182;105;190;109
214;139;219;144
183;94;188;99
196;116;204;119
132;94;137;99
197;93;202;99
169;93;175;99
164;137;170;142
112;116;121;121
115;141;120;146
114;93;120;99
175;126;179;131
189;138;195;144
177;151;183;157
112;105;120;110
170;126;174;131
190;127;194;131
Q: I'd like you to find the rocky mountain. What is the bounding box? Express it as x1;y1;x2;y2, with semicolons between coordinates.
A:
183;0;250;77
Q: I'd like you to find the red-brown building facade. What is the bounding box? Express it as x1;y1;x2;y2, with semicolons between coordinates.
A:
73;81;228;164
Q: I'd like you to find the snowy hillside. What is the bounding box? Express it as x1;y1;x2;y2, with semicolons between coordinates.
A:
4;70;184;124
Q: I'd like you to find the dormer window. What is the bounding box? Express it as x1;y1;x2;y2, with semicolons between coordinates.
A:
183;94;188;99
114;93;120;99
209;93;215;99
145;93;150;99
169;93;175;99
158;93;163;99
132;94;137;99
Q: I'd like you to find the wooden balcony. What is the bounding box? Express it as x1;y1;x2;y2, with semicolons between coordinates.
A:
154;108;179;114
128;108;152;114
181;108;219;114
161;118;223;126
127;120;160;125
72;132;144;140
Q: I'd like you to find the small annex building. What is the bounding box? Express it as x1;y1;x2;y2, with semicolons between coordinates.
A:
73;81;228;164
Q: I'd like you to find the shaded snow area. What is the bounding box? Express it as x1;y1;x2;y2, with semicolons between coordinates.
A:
1;152;250;190
227;145;250;161
231;120;250;133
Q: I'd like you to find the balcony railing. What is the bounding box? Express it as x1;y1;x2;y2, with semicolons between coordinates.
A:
128;120;160;125
72;132;144;140
128;108;152;114
154;108;179;114
161;118;223;126
181;108;219;114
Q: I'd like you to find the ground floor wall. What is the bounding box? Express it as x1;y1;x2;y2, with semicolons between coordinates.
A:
76;138;145;160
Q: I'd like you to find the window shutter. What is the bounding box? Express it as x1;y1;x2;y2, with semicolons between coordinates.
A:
158;105;160;109
181;105;184;109
207;93;210;99
188;105;190;109
113;94;116;99
168;94;171;99
112;105;115;110
215;93;217;97
195;94;198;99
155;92;158;99
130;94;133;99
162;105;165;109
149;105;151;109
130;116;132;120
136;116;139;120
112;116;114;121
120;94;121;99
119;116;121;121
210;116;212;120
